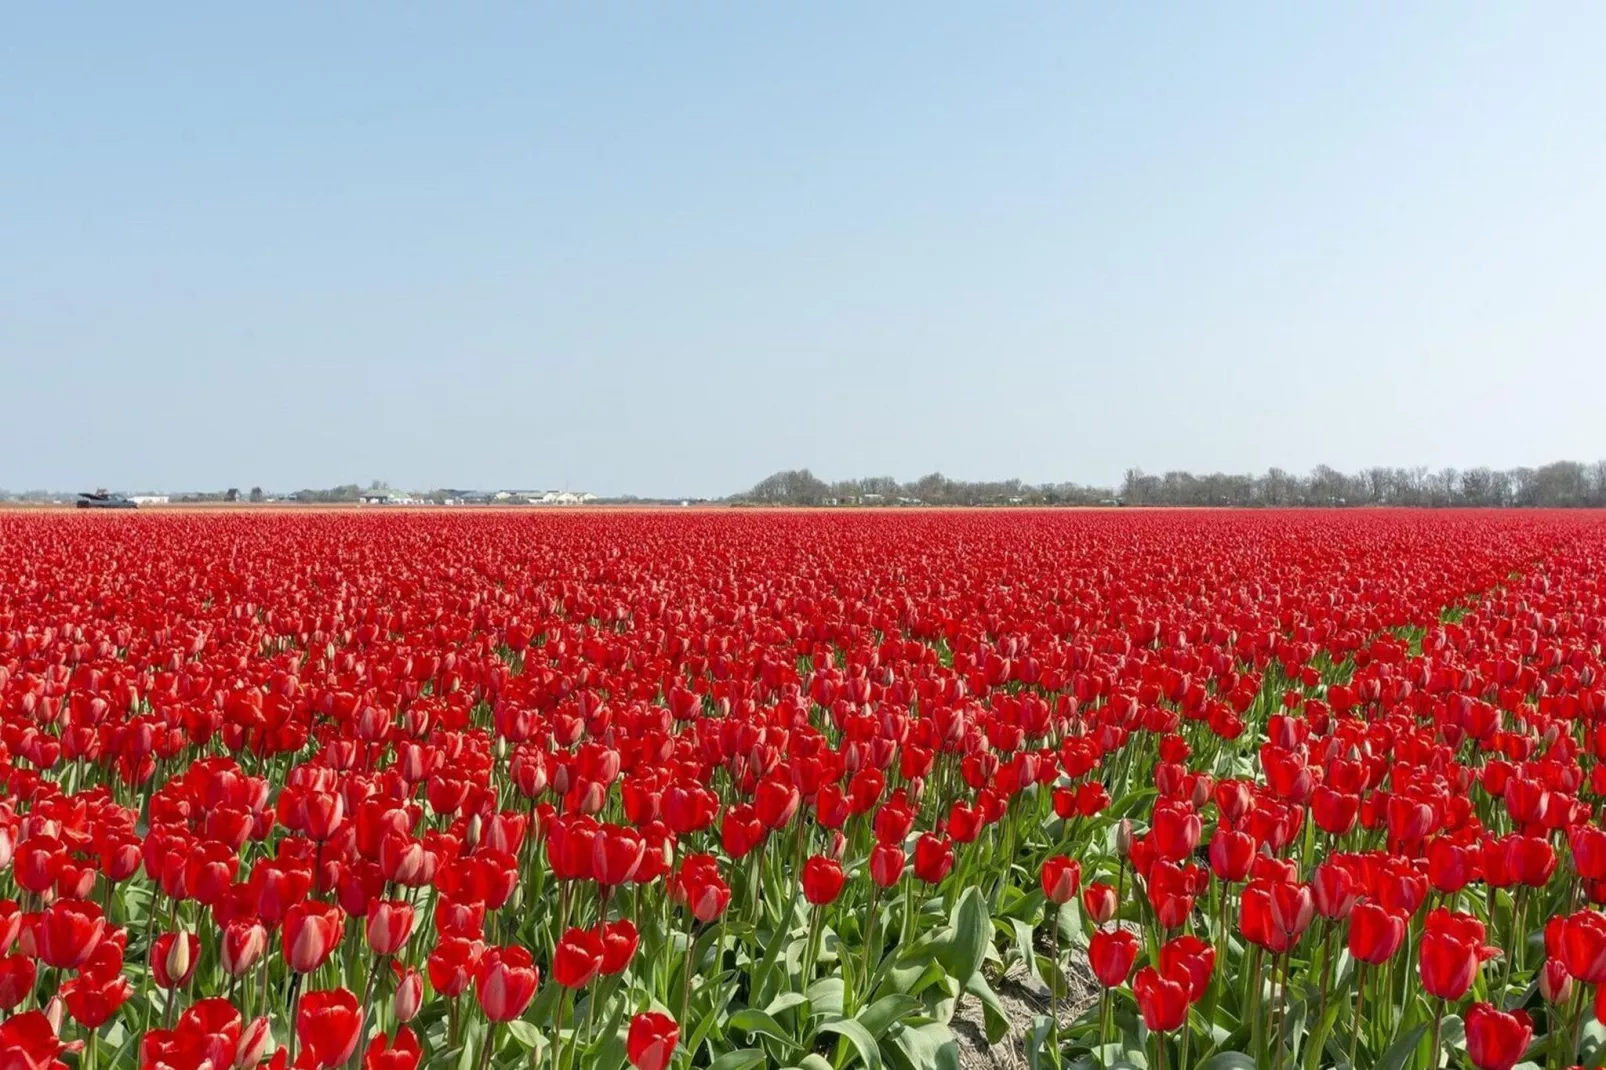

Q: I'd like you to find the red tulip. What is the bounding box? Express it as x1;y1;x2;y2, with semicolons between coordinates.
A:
1427;838;1476;895
365;1025;422;1070
297;987;362;1069
870;844;905;888
1311;861;1357;921
911;834;954;885
153;931;200;988
801;856;845;906
238;1015;274;1068
600;919;640;975
1465;1002;1532;1070
754;778;800;829
1158;933;1215;1002
0;1011;69;1070
1348;902;1408;965
1570;824;1606;880
1207;829;1255;883
719;805;764;860
365;900;415;957
1420;909;1494;1001
476;945;540;1021
1560;909;1606;983
1133;966;1188;1031
553;927;606;989
1088;928;1139;988
392;964;423;1021
1268;882;1314;943
1040;855;1081;905
1311;786;1359;836
593;825;646;886
221;919;268;976
0;953;35;1009
1539;957;1572;1005
1082;881;1117;925
426;936;482;998
627;1011;680;1070
283;901;344;973
37;899;105;969
1506;835;1557;888
1151;802;1202;861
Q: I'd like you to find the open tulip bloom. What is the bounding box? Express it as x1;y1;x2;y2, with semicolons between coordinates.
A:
6;509;1606;1069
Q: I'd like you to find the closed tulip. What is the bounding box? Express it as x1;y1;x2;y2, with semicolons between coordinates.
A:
592;825;646;886
627;1011;680;1070
1158;933;1215;1002
283;902;343;974
1040;855;1081;905
221;919;268;976
1349;901;1408;965
1207;829;1255;883
1419;910;1493;1001
1151;802;1202;862
426;936;482;998
553;927;605;989
365;900;415;957
911;834;954;885
599;919;639;975
1088;928;1139;988
1133;966;1188;1031
475;945;540;1021
297;987;361;1069
870;843;905;888
37;899;105;970
1560;909;1606;983
0;954;35;1010
1312;861;1358;920
1082;881;1117;926
153;931;199;989
392;965;423;1022
1464;1002;1532;1070
801;856;845;905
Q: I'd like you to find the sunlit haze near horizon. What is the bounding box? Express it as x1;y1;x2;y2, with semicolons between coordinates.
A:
3;4;1604;497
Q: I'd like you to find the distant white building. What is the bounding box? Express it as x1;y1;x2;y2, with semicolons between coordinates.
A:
129;495;169;505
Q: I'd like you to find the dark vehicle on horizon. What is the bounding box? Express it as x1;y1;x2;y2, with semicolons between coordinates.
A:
76;492;138;509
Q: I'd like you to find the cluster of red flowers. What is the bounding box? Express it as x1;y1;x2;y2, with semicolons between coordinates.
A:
2;508;1606;1069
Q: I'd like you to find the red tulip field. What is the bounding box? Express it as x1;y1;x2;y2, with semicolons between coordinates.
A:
8;508;1606;1070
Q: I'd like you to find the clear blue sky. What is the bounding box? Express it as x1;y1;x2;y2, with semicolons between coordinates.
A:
4;4;1603;497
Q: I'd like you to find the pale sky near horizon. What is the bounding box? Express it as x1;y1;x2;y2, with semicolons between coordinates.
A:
3;4;1604;498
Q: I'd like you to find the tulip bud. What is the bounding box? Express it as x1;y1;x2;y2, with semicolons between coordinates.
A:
1544;724;1560;748
235;1016;274;1069
45;994;64;1033
828;831;846;861
166;932;193;983
906;777;925;805
394;967;423;1021
1190;778;1211;810
1115;819;1133;859
1540;957;1573;1004
465;813;482;851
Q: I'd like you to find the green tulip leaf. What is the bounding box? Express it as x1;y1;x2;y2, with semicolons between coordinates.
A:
938;887;989;986
1374;1023;1428;1070
707;1050;768;1070
820;1018;883;1070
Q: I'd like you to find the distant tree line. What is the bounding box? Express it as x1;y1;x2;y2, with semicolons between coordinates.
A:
734;460;1606;508
735;469;1114;507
